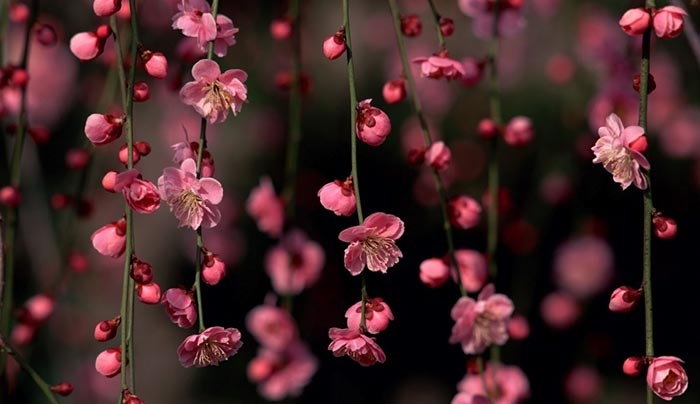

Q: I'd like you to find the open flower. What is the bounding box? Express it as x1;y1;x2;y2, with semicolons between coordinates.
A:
177;326;243;368
180;59;248;123
338;212;404;275
413;53;466;81
592;113;650;190
248;342;318;401
114;169;161;214
327;327;386;366
647;356;688;401
264;229;325;295
158;158;223;230
162;287;197;329
171;0;217;48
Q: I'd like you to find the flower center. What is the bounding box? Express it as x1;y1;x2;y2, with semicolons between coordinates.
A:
172;189;202;224
194;341;229;367
206;81;234;113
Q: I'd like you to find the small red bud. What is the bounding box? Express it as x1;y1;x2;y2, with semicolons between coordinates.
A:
68;251;89;273
51;193;73;210
628;135;648;154
94;316;121;342
633;73;656;94
134;141;151;156
653;215;677;239
401;14;422;37
102;170;118;193
28;125;51;144
270;17;293;40
439;17;455;37
130;258;154;285
0;186;21;207
65;148;91;170
50;381;74;396
407;148;426;165
477;118;499;139
118;144;141;165
95;24;113;40
34;23;58;47
622;356;645;376
322;30;346;60
132;81;150;102
10;68;29;87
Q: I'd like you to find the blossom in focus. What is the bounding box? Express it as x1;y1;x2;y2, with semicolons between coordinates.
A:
413;53;466;81
212;14;239;57
318;177;356;216
177;326;243;368
449;284;514;354
647;356;688;400
355;99;391;146
345;298;394;334
84;113;124;145
619;8;650;36
180;59;248;123
592;113;650;190
90;218;126;258
264;229;325;295
114;169;161;214
338;212;404;275
327;327;386;366
653;6;687;39
158;158;223;230
246;177;285;238
171;0;216;48
162;288;197;329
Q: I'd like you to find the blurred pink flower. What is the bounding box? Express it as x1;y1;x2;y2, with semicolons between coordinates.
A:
425;141;452;170
177;326;243;368
212;14;239;57
162;287;197;329
419;257;450;288
453;249;488;293
318;177;356;216
90;218;126;258
114;169;161;214
449;284;514;354
565;365;603;403
592;112;650;190
413;54;466;81
458;0;526;39
457;363;530;404
264;229;325;295
180;59;248;123
553;236;613;300
248;342;317;400
158;158;223;230
452;392;492;404
345;298;394;334
246;177;285;238
448;195;482;230
246;304;298;351
503;116;534;147
647;356;688;400
338;212;404;275
171;141;215;177
327;327;386;366
171;0;216;47
540;291;580;329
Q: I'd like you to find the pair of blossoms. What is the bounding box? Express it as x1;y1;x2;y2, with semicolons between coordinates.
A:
620;5;686;39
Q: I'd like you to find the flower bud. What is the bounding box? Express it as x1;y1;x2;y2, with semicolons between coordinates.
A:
133;81;150;102
653;6;687;39
477;118;498;139
407;148;425;165
28;125;51;144
50;382;74;396
439;17;454;37
136;282;161;304
355;99;391;146
401;14;422;37
94;316;121;342
142;51;168;79
65;148;90;170
504;116;534;147
609;286;642;313
448;195;481;229
34;23;57;47
270;17;293;40
102;170;118;192
323;30;346;60
0;186;21;207
419;257;450;288
95;347;121;377
93;0;121;17
623;356;645;376
202;250;226;286
382;78;406;105
130;258;153;285
633;73;656;95
118;144;141;165
424;141;451;171
653;215;677;239
619;8;651;36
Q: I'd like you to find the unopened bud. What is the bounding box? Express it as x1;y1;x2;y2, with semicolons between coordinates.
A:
622;356;645;376
50;381;74;396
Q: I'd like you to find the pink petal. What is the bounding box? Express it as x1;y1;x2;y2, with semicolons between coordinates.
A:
362;212;404;239
191;59;220;82
604;113;624;137
343;242;365;275
199;177;223;204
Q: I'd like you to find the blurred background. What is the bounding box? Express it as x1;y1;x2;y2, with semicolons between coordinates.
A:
2;0;700;403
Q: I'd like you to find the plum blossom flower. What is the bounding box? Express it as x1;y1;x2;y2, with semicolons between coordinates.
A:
592;112;650;190
177;326;243;368
653;6;687;39
318;177;356;216
171;0;216;47
246;177;285;238
180;59;248;123
264;229;325;295
457;363;530;404
212;14;239;57
413;53;466;81
114;169;161;214
338;212;404;275
246;304;298;351
158;158;223;230
647;356;688;401
449;284;514;354
91;218;126;258
553;236;613;300
162;288;197;329
248;342;317;400
327;327;386;366
458;0;526;39
171;141;215;177
419;257;450;288
345;298;394;334
453;249;488;293
84;113;124;145
356;99;391;146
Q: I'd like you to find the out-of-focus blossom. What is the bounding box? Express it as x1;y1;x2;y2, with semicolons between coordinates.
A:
93;0;121;17
448;195;481;230
565;366;603;403
345;298;394;334
246;304;298;351
212;14;239;57
453;249;488;293
264;230;325;295
413;53;466;81
503;116;534;147
246;177;285;238
458;0;526;39
178;326;243;368
327;327;386;366
457;363;530;404
382;78;406;104
180;59;247;123
419;257;450;288
540;291;580;329
248;342;317;400
425;141;451;170
553;236;613;300
338;212;404;275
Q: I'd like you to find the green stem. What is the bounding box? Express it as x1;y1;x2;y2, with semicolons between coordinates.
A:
0;0;38;381
486;23;501;280
343;0;364;225
427;0;446;50
0;336;60;404
386;0;465;297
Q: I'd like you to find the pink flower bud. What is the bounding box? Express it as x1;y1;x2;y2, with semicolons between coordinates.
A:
10;323;35;346
448;195;482;229
318;177;357;216
9;68;28;87
51;193;72;210
401;14;422;37
382;78;406;105
653;215;677;239
50;382;74;396
95;347;121;377
439;17;454;37
70;26;111;61
0;186;21;207
345;298;394;334
9;3;29;23
633;73;656;95
623;356;645;376
23;294;54;323
136;282;161;304
507;313;530;340
503;116;534;146
202;251;226;285
65;148;90;170
133;81;150;102
323;30;346;60
134;141;151;156
628;135;648;154
407;148;425;165
142;51;168;79
419;257;450;288
609;286;642;313
93;0;121;17
118;144;141;165
425;141;451;170
34;23;57;46
95;24;112;39
162;288;197;329
102;170;118;192
619;8;651;36
653;6;687;39
356;99;391;146
85;113;124;146
130;258;154;285
94;316;121;342
270;17;293;40
477;118;499;139
122;390;144;404
647;356;688;400
90;218;127;258
114;169;161;214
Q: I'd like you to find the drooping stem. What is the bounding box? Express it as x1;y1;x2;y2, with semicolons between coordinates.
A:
0;336;60;404
386;0;465;297
486;10;502;280
343;0;364;225
427;0;447;50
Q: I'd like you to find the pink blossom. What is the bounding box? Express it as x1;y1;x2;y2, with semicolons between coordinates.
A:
171;141;215;177
158;158;223;230
565;366;603;403
84;113;124;145
95;347;121;378
653;6;687;39
201;251;226;285
540;291;580;329
449;284;514;354
609;286;642;313
136;282;161;305
248;342;317;400
246;304;298;351
453;249;488;293
338;212;404;275
90;218;126;258
323;30;346;60
246;177;285;238
458;1;526;39
345;298;394;334
413;54;466;81
69;28;109;61
212;14;239;57
177;326;243;368
460;58;484;87
171;0;217;48
647;356;688;401
507;314;530;340
180;59;248;123
318;177;356;216
653;215;677;239
94;317;120;342
457;363;530;404
592;112;650;190
503;116;534;147
448;195;482;230
382;78;406;104
142;51;168;79
419;257;450;288
619;8;651;36
114;169;161;214
93;0;121;17
264;229;325;295
553;236;613;300
623;357;645;376
425;141;451;170
22;294;54;324
356;99;391;146
162;288;197;329
327;327;386;366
